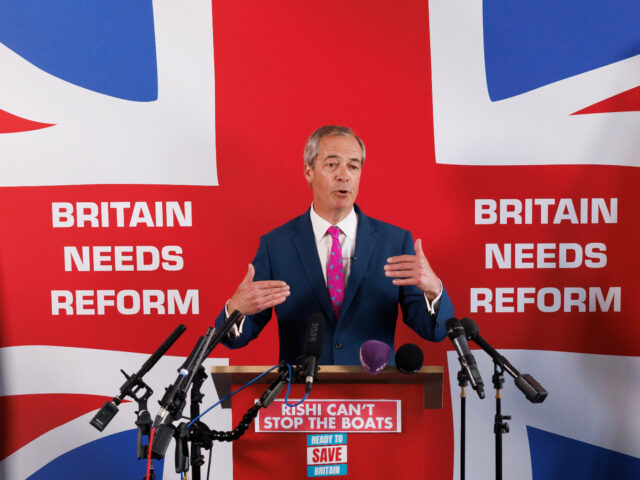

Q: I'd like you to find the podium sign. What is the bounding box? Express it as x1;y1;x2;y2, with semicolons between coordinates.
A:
211;366;443;479
256;398;402;433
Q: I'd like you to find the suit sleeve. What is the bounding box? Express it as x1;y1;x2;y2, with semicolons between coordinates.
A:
214;236;276;349
398;230;453;342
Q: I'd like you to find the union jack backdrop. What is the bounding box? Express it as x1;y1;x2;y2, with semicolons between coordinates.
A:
1;1;638;478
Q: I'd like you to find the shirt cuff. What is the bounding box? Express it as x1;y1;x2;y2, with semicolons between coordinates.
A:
424;281;443;315
225;300;245;338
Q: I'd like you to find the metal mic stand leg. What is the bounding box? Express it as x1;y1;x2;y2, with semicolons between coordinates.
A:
173;366;209;480
122;379;156;480
492;362;510;480
189;366;208;480
457;369;469;480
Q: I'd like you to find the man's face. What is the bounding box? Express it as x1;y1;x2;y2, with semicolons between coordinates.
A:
304;134;363;222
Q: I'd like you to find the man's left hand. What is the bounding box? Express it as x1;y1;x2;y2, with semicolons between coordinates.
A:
384;239;441;300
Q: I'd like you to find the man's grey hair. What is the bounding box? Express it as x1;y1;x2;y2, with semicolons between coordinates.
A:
303;125;366;168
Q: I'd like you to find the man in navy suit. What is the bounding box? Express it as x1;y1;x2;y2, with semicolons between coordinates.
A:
215;125;454;365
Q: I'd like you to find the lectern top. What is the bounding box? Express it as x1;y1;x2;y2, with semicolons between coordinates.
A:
210;365;443;385
209;365;444;409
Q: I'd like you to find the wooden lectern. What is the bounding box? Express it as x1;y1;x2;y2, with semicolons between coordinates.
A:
210;365;443;479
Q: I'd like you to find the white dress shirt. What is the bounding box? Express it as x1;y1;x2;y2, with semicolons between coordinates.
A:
309;204;358;285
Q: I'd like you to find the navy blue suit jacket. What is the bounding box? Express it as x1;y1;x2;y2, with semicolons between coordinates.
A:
215;205;454;365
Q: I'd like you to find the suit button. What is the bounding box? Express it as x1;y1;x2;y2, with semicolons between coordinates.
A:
335;342;343;350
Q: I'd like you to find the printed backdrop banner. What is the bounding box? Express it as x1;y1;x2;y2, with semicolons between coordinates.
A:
0;1;638;479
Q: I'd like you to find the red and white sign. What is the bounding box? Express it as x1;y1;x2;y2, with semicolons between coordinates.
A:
255;399;401;433
307;445;348;466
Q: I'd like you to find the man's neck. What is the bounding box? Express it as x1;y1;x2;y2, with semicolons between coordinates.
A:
312;205;351;225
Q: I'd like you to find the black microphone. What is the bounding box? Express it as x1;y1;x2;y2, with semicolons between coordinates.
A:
203;309;244;358
151;332;212;460
258;362;291;408
303;313;325;393
151;310;244;460
461;317;548;403
395;343;424;373
446;317;485;399
153;335;206;428
90;323;186;431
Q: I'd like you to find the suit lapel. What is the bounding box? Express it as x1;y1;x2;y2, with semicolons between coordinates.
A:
293;211;335;324
340;206;377;321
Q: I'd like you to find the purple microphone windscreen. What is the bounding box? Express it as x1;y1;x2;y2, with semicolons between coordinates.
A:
359;340;391;375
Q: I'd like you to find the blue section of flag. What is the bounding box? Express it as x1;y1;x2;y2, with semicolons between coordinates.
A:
307;464;348;477
0;0;158;101
26;429;164;480
483;0;640;101
307;433;348;446
527;426;640;479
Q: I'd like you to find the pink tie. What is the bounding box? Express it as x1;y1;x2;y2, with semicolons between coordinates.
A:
327;226;345;319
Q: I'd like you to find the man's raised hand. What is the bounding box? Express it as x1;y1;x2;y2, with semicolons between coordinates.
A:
227;264;290;316
383;239;441;300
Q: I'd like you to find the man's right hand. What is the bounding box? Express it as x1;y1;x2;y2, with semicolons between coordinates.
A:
227;264;290;316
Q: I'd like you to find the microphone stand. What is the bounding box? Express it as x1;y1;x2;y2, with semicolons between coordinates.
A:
457;369;468;480
133;385;156;480
173;315;309;479
492;361;510;480
188;366;208;480
458;317;546;480
159;311;243;477
185;362;291;479
185;308;245;478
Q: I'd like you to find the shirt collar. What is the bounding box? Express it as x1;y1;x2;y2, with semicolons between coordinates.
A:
309;203;358;242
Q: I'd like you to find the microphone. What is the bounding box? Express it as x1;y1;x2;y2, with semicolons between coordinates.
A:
153;308;238;428
303;312;325;393
446;318;485;399
153;336;205;427
150;311;243;460
258;362;291;408
395;343;424;373
203;309;244;358
151;331;213;460
90;323;186;432
359;340;391;375
461;317;548;403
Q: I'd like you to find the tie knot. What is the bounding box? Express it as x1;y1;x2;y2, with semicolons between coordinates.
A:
328;225;341;240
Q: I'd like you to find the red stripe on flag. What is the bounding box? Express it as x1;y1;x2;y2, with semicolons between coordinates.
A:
0;108;55;133
572;86;640;115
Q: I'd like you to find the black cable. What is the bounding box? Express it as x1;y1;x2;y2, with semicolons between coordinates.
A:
191;403;262;442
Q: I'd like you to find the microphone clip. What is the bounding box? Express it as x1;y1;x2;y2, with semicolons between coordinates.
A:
91;372;154;434
284;356;309;385
492;363;507;391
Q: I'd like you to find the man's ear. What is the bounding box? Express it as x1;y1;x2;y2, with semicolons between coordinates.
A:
303;162;314;184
